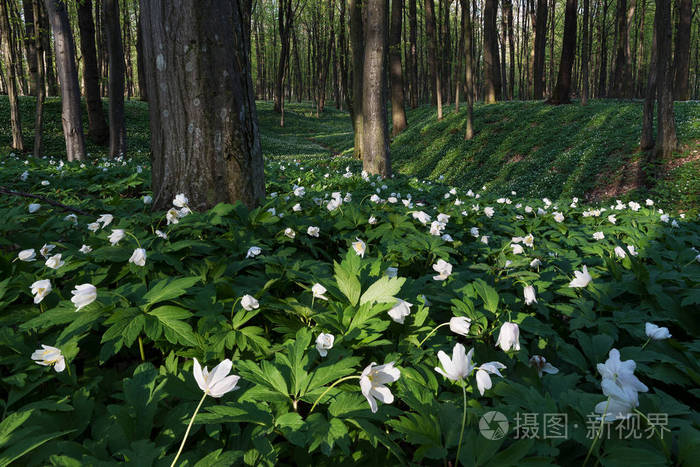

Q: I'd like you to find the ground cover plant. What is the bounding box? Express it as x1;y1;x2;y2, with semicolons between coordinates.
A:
1;134;699;465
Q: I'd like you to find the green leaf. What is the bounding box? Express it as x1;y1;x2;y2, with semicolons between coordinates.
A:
334;261;361;306
473;279;500;313
359;276;406;305
141;276;201;307
148;306;197;346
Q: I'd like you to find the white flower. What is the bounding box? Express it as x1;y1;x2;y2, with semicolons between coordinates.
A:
569;265;592;288
474;360;507;395
523;234;534;248
614;246;627;258
511;244;524;255
368;215;377;225
108;229;125;246
71;284;97;311
524;285;537;305
31;345;65;372
352;238;366;257
173;193;189;208
155;230;168;239
166;208;180;225
411;211;431;225
64;214;78;224
246;246;262;258
45;254;64;270
628;201;640;211
470;227;480;237
449;316;471;336
529;355;559;377
39;244;55;258
241;294;259;311
41;180;49;186
484;207;495;218
645;323;671;340
645;199;654;206
307;226;320;237
284;228;296;239
143;195;153;204
441;233;454;242
553;212;565;223
79;244;92;254
312;283;328;300
435;343;473;381
18;249;36;262
20;170;29;181
327;198;341;211
608;215;617;224
129;248;147;267
660;214;669;223
316;333;334;357
530;258;541;268
193;358;240;398
370;194;381;203
480;235;489;244
294;186;306;197
87;222;101;232
387;299;412;324
595;379;642;421
28;203;41;213
385;267;398;278
360;362;401;413
525;205;533;213
179;206;192;217
593;231;605;240
495;322;520;352
97;214;113;228
432;259;452;281
293;203;302;212
627;245;638;256
596;349;649;394
437;213;450;224
31;279;52;304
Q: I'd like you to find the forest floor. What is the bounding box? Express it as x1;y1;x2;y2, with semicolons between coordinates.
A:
2;96;699;210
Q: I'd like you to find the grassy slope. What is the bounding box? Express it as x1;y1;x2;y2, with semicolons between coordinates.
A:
2;96;698;208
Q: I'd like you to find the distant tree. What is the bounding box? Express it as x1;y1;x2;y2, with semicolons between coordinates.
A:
0;0;24;151
597;0;610;96
31;0;46;157
483;0;501;103
425;0;442;118
460;0;475;139
533;0;548;99
654;0;676;158
274;0;295;115
104;0;126;157
389;0;407;135
408;0;417;108
140;0;265;210
641;12;657;152
672;0;691;100
362;0;391;176
549;0;577;105
349;0;364;159
581;0;590;105
611;0;634;98
22;0;38;96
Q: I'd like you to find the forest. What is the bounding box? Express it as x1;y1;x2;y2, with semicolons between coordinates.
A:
0;0;699;466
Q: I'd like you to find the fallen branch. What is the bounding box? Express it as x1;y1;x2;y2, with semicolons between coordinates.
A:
0;186;91;216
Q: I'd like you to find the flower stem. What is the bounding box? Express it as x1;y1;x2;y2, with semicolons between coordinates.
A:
455;382;467;467
138;335;145;361
125;231;142;249
170;392;207;467
641;337;651;350
634;409;670;459
309;375;361;413
65;362;72;377
583;397;610;466
417;322;450;348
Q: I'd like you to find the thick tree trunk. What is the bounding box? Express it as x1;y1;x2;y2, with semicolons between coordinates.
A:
672;0;691;100
598;0;610;96
140;0;265;210
389;0;407;135
654;0;676;158
640;13;656;151
274;0;292;113
549;0;577;105
77;0;108;145
533;0;548;99
461;0;474;139
611;0;634;97
104;0;126;157
425;0;442;118
0;0;23;151
483;0;501;102
22;0;38;96
581;0;590;104
408;0;417;107
350;0;364;159
32;0;45;157
362;0;391;176
44;0;86;161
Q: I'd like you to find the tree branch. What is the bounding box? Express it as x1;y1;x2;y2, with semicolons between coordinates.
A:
0;186;91;216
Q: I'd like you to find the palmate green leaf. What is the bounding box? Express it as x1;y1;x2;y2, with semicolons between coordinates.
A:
0;410;34;446
305;355;363;396
101;308;141;343
193;448;245;467
305;413;350;455
237;360;289;397
334;260;361;306
0;429;75;467
141;276;201;308
148;306;197;346
197;402;274;427
387;412;446;460
346;418;405;462
472;279;500;313
359;276;405;305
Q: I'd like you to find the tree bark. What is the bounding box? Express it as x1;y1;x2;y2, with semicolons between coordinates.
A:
32;0;45;157
598;0;610;96
22;0;39;96
104;0;126;157
549;0;577;105
640;12;656;151
408;0;417;107
533;0;548;99
654;0;676;158
0;0;23;151
425;0;442;117
611;0;634;97
140;0;265;210
389;0;407;135
350;0;364;159
581;0;590;104
483;0;501;102
362;0;391;176
672;0;691;100
136;8;147;100
274;0;293;113
461;0;474;139
505;0;515;100
77;0;109;145
39;2;57;96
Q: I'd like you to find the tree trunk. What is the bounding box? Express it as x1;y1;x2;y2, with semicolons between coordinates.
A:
140;0;265;210
389;0;407;135
483;0;501;102
425;0;442;118
32;0;45;157
0;0;23;151
408;0;417;107
23;0;38;96
611;0;634;97
136;9;147;100
505;0;515;100
549;0;577;104
104;0;126;157
39;3;57;96
598;0;610;96
350;0;364;159
581;0;590;104
274;0;292;113
640;12;656;151
339;0;351;109
533;0;548;99
362;0;391;176
654;0;676;158
672;0;691;100
461;0;474;139
77;0;108;145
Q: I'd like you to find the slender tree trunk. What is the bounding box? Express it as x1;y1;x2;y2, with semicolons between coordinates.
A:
32;0;45;156
77;0;108;144
483;0;501;102
339;0;351;109
408;0;417;108
654;0;676;158
581;0;590;104
505;0;515;100
136;9;147;100
426;0;442;118
461;0;474;139
598;0;610;96
140;0;265;210
0;0;23;151
533;0;548;99
23;0;39;96
39;3;57;96
549;0;577;104
104;0;126;157
389;0;407;135
672;0;691;100
362;0;391;176
350;0;364;159
274;0;292;113
640;12;656;151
